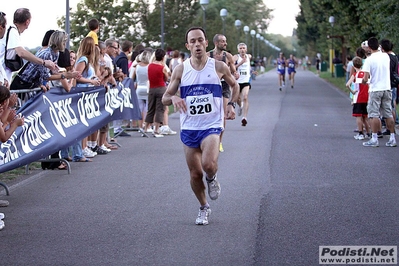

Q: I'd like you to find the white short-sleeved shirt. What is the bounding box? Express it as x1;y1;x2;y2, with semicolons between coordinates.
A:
0;26;22;81
362;51;390;92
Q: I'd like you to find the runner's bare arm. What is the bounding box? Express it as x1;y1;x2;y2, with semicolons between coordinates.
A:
162;64;187;113
216;61;239;119
226;52;239;79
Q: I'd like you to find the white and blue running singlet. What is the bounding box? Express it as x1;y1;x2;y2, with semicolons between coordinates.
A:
180;58;224;131
236;54;251;84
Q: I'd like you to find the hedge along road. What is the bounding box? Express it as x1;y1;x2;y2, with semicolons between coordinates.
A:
0;68;397;265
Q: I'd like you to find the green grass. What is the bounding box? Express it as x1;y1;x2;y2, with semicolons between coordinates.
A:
315;69;349;95
0;162;42;183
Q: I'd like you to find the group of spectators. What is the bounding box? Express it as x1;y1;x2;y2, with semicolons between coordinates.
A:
345;38;399;147
0;8;186;230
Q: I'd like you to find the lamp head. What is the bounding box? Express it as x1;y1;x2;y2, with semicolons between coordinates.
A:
329;16;335;27
200;0;209;10
220;8;228;20
235;19;241;29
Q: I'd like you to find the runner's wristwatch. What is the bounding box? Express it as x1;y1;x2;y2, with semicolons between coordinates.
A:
227;102;236;108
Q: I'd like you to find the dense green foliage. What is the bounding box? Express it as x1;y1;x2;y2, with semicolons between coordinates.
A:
296;0;399;61
58;0;275;55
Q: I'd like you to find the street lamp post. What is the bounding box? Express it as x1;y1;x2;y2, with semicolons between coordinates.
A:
161;0;165;49
220;8;228;36
329;16;335;77
250;29;255;56
256;33;260;58
243;26;249;45
235;19;241;44
260;36;264;57
66;0;70;49
200;0;209;31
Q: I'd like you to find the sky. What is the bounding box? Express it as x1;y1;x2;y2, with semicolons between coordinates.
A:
264;0;300;36
4;0;300;48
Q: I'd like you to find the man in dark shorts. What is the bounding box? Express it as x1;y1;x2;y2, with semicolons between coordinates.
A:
207;34;239;152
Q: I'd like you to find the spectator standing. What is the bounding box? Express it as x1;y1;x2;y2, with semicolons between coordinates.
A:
131;49;151;130
0;85;24;230
362;37;397;147
345;55;353;83
113;40;133;137
86;18;100;46
0;12;8;87
346;56;370;140
0;8;56;83
143;48;168;137
73;36;101;161
10;31;76;91
380;39;399;135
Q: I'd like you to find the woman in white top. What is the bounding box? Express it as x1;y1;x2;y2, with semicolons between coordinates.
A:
132;49;152;130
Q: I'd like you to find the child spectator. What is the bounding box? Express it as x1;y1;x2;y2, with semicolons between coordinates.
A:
0;85;24;230
87;18;100;46
346;56;370;140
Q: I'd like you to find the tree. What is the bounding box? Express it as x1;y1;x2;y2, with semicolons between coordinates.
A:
58;0;146;50
296;0;399;61
59;0;274;54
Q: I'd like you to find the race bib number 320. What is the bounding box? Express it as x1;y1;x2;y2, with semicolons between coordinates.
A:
186;94;214;116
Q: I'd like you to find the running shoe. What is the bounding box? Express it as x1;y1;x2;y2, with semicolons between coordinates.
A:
241;117;247;126
0;213;4;220
377;132;383;138
363;139;379;147
0;220;4;230
195;207;211;225
219;142;224;152
385;139;397;147
207;175;221;200
354;133;365;140
237;105;242;116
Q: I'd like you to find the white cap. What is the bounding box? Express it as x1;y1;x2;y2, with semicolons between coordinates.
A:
361;40;368;48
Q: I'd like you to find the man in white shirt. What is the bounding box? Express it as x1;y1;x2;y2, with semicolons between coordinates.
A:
0;11;8;87
362;37;397;147
0;8;56;83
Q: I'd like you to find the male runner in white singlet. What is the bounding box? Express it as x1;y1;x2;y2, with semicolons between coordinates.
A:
162;27;239;225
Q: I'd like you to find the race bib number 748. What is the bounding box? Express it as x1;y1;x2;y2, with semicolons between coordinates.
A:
186;94;214;116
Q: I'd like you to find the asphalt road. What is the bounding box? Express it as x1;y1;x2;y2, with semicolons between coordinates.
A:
1;68;398;266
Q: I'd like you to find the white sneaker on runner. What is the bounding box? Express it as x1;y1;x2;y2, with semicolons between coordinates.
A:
195;207;211;225
207;175;221;200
